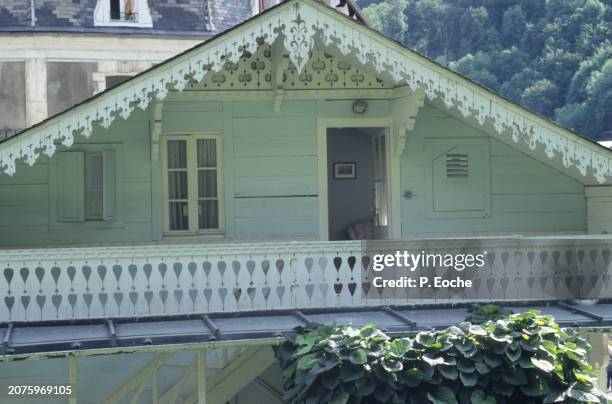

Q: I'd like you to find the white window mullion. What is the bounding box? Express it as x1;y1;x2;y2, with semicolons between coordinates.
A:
187;137;199;233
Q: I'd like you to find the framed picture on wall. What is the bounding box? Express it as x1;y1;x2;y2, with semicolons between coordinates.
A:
334;162;356;179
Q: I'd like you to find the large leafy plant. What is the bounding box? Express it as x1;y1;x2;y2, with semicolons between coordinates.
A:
274;311;605;404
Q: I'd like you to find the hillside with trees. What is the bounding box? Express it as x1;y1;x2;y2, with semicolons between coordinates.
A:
358;0;612;141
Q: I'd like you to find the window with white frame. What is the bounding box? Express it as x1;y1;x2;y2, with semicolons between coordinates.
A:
253;0;282;14
163;135;223;234
93;0;153;27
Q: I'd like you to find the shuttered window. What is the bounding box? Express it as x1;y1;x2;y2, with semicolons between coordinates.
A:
52;150;117;223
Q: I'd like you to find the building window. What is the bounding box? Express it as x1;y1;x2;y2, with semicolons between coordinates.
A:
50;149;119;225
163;135;223;234
105;75;132;89
94;0;152;27
254;0;282;14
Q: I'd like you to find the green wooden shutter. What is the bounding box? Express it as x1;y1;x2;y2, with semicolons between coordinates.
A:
55;152;85;222
103;150;116;221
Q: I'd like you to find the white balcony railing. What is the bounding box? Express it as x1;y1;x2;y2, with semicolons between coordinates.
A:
0;239;611;322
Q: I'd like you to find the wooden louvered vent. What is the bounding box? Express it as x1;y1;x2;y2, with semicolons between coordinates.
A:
446;153;469;178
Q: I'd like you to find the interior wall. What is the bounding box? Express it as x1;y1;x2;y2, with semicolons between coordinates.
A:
326;128;375;240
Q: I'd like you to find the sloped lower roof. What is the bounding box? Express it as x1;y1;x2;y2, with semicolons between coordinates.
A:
2;301;612;360
0;0;610;183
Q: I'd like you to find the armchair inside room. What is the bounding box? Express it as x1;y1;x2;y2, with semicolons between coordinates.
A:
346;220;374;240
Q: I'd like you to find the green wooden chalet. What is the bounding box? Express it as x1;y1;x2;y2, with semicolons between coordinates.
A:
0;0;611;402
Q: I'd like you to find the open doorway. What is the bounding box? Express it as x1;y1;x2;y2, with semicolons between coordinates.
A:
326;127;388;241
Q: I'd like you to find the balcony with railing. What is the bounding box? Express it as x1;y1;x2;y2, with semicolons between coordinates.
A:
0;238;611;323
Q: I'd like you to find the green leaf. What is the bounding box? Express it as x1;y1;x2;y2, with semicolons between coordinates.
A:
540;340;558;355
389;338;411;357
348;349;367;365
502;368;528;386
438;366;459;380
426;386;458;404
382;357;403;372
410;392;431;404
505;346;522;362
416;332;436;347
297;354;319;370
492;380;515;397
355;378;376;397
530;357;554;373
470;389;496;404
459;371;479;386
310;358;338;375
566;386;600;402
483;354;502;368
403;367;425;387
329;390;349;404
339;365;364;382
475;362;490;374
469;325;488;336
321;371;340;390
457;359;475;373
422;353;445;366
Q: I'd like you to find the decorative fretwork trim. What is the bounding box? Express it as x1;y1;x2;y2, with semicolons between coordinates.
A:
0;0;610;183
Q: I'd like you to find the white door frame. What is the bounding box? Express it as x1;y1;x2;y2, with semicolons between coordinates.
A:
317;117;400;241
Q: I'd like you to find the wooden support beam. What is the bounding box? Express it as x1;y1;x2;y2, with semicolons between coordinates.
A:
160;356;197;404
152;367;159;404
102;353;172;404
271;39;289;113
150;100;163;162
198;350;207;404
69;356;78;404
392;86;425;156
184;346;276;404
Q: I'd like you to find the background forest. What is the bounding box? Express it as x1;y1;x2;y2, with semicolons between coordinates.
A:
358;0;612;141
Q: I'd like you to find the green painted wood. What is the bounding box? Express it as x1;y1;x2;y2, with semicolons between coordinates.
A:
491;194;585;213
233;156;317;177
163;100;223;112
124;182;152;223
232;100;316;117
235;197;318;218
401;104;586;236
222;100;236;238
0;205;49;227
234;176;318;197
235;216;318;238
234;136;316;157
316;100;391;117
162;111;224;133
0;163;49;186
0;96;591;247
103;150;117;220
0;184;48;206
53;152;85;222
233;117;314;138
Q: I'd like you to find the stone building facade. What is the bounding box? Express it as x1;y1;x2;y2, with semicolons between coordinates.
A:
0;0;256;141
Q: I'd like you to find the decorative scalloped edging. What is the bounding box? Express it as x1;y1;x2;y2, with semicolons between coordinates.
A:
0;0;610;183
